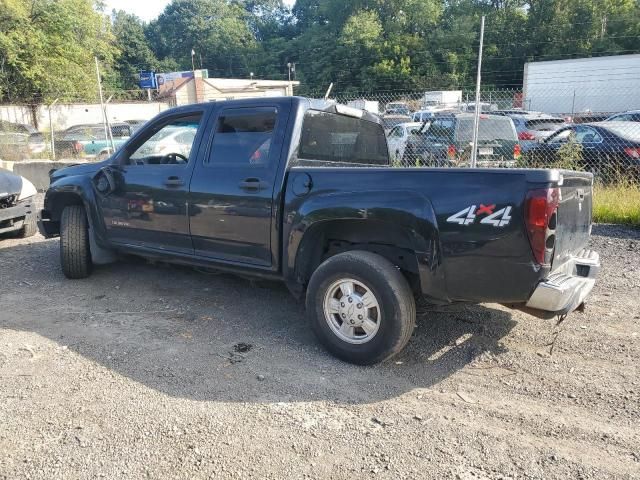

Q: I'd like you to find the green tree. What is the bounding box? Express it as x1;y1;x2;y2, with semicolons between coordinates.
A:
146;0;258;77
110;10;160;90
0;0;116;102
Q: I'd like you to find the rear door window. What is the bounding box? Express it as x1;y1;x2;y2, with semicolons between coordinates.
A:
207;108;277;167
298;110;388;165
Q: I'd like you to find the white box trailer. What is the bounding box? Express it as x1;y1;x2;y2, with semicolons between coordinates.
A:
523;54;640;115
346;99;380;114
421;91;462;107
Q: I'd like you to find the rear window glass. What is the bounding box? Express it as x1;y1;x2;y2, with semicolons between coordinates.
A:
524;119;565;131
299;110;389;165
456;117;516;142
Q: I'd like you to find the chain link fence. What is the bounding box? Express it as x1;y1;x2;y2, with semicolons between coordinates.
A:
2;86;639;185
310;88;640;185
0;98;167;163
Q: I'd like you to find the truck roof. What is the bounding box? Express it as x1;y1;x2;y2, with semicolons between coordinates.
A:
160;96;385;126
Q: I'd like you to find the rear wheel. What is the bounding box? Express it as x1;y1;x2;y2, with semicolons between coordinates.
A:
306;251;416;365
60;205;92;279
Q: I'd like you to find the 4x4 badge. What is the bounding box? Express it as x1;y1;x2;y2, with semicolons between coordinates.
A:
447;205;513;227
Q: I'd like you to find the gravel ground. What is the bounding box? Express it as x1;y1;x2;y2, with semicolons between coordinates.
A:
1;203;639;479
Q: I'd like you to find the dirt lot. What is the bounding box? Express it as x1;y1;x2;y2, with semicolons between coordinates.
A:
1;207;639;479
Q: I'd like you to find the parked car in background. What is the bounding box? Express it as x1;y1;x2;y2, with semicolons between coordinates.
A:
411;109;458;123
54;123;132;159
459;102;496;113
404;113;520;167
381;114;412;133
0;167;37;238
494;111;567;150
124;119;151;133
0;121;46;160
605;110;640;122
526;122;640;180
130;125;198;161
386;122;424;162
570;112;610;124
384;102;411;116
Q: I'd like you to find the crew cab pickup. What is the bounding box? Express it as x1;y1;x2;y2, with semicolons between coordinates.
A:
39;97;600;364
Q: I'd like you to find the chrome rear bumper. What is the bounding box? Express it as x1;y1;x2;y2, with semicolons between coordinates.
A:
526;249;600;314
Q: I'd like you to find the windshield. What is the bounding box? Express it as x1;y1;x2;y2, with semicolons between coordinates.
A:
456;117;516;142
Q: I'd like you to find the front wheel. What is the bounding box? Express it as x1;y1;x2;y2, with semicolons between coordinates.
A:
60;205;92;279
306;251;416;365
18;211;38;238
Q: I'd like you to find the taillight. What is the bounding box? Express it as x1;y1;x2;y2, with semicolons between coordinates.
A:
513;144;522;159
447;145;456;159
525;188;559;265
518;131;536;141
624;147;640;159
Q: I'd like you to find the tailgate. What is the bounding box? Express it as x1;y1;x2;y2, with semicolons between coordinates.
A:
552;171;593;269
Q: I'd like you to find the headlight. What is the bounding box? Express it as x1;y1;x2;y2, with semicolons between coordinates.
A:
17;176;37;201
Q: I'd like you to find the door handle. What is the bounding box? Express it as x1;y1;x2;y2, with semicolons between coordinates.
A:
164;176;184;187
239;178;268;191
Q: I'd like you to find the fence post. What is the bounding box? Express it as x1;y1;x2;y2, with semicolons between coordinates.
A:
470;15;486;169
48;98;59;161
95;57;110;150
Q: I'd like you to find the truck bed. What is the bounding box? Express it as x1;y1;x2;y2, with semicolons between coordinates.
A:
284;166;594;306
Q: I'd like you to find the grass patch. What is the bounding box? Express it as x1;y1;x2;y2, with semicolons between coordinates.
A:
593;182;640;225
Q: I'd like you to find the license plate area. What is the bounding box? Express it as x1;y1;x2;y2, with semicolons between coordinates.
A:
479;147;494;156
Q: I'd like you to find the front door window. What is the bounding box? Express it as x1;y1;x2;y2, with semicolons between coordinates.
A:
129;115;202;166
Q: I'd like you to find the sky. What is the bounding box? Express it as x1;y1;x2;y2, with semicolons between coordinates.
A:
104;0;296;22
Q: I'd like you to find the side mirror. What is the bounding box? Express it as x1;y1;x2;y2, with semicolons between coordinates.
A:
94;166;120;195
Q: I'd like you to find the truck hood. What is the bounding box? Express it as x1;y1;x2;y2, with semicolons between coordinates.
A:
0;168;37;199
50;160;107;182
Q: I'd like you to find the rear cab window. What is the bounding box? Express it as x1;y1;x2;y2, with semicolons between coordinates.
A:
456;116;517;142
297;110;389;166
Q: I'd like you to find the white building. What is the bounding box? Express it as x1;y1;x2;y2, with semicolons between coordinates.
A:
158;70;299;106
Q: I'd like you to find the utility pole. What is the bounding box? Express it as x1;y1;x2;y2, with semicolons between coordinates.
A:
95;57;110;151
470;16;485;169
191;48;196;72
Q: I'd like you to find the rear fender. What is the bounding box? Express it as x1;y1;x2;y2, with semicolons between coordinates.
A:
284;190;448;301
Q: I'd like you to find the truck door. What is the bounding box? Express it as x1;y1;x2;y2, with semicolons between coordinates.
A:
188;104;289;267
100;110;206;254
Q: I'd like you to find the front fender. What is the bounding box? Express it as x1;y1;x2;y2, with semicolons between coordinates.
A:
43;174;109;248
283;189;448;301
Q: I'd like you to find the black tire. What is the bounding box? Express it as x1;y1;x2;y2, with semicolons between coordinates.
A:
18;211;38;238
306;250;416;365
60;205;92;279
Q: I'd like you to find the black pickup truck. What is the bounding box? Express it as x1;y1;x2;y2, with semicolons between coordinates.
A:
39;97;600;364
